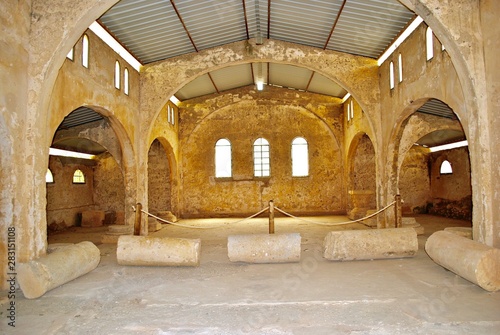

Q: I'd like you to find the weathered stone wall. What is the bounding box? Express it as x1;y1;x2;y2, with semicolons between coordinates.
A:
179;86;344;217
93;152;125;216
46;156;95;230
350;134;376;210
429;147;472;220
148;139;172;213
399;146;431;214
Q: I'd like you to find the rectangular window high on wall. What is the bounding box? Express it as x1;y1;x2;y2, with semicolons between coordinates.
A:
292;137;309;177
82;34;89;68
124;68;129;95
215;139;232;178
114;61;120;89
253;138;270;177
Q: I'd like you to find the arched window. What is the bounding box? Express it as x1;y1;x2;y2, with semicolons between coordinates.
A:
292;137;309;177
124;68;129;95
82;34;89;68
46;169;54;183
253;138;270;177
440;160;453;175
73;169;86;184
66;47;74;61
114;61;121;89
426;27;434;61
215;139;232;178
389;61;395;89
398;53;403;83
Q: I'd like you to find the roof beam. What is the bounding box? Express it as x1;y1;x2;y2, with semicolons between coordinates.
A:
267;0;271;39
170;0;198;52
323;0;347;50
305;72;315;92
207;73;220;94
242;0;250;40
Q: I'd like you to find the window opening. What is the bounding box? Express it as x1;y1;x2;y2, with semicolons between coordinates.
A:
114;61;120;89
426;27;434;61
440;160;453;174
73;169;86;184
253;138;270;177
46;169;54;183
82;34;89;68
67;47;74;61
389;61;395;89
350;100;354;120
124;68;129;95
292;137;309;177
398;53;403;83
215;139;232;178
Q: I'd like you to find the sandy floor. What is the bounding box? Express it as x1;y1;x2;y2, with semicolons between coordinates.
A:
2;215;499;334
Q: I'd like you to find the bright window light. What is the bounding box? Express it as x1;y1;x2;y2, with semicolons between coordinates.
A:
170;95;180;105
440;160;453;174
292;137;309;177
378;16;424;65
67;47;74;61
114;61;121;89
398;53;403;83
341;92;351;103
256;81;264;91
46;169;54;183
89;21;142;71
215;139;232;178
429;140;468;153
49;148;96;160
124;68;129;95
72;169;86;184
426;27;434;61
389;61;395;89
82;34;89;68
254;138;270;177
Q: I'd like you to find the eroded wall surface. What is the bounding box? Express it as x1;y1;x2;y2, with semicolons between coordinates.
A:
178;86;344;217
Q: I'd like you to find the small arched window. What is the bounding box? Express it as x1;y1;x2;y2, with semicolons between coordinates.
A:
215;139;232;178
426;27;434;61
114;61;121;89
440;160;453;175
253;138;270;177
124;68;129;95
398;53;403;83
46;169;54;183
292;137;309;177
73;169;86;184
389;61;395;89
82;34;89;68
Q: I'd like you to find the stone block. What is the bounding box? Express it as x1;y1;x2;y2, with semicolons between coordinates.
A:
425;231;500;292
148;217;162;232
18;241;100;299
81;210;105;227
117;236;201;266
227;233;301;263
444;227;472;239
402;217;424;235
115;211;125;225
323;228;418;261
156;211;178;223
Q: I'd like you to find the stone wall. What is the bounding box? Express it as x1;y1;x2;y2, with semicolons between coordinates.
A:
429;147;472;220
179;86;344;217
399;146;431;214
148;139;172;213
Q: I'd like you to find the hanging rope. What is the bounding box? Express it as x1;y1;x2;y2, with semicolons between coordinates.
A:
133;206;270;229
274;201;396;227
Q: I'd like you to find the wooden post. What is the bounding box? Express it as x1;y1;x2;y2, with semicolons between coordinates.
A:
269;200;275;234
134;203;142;236
394;195;402;228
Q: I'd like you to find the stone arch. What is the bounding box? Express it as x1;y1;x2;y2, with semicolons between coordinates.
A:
346;132;377;220
147;137;179;216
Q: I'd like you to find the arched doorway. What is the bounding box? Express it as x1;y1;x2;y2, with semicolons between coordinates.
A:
147;139;173;215
47;106;126;235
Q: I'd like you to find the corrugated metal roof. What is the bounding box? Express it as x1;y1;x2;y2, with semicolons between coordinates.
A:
57;106;104;130
98;0;414;99
417;99;457;120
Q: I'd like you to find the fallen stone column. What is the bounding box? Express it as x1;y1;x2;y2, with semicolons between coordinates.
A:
425;230;500;292
117;235;201;266
18;241;100;299
227;233;301;263
323;228;418;261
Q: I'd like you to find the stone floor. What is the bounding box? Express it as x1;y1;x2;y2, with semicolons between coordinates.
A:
2;215;499;334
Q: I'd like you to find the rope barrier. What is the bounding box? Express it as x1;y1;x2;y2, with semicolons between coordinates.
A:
274;201;396;227
133;206;270;229
133;200;396;229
